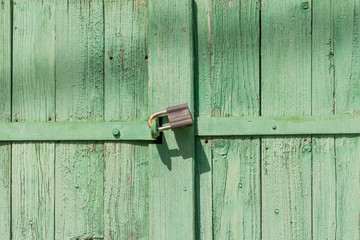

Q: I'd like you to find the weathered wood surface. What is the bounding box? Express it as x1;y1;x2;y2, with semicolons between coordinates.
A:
12;1;56;239
104;0;149;239
334;1;360;239
148;0;195;238
312;0;336;239
2;1;360;239
195;0;260;239
261;0;312;239
0;0;11;238
55;1;104;239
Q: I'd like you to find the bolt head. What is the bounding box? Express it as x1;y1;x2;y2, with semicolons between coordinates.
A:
112;129;120;136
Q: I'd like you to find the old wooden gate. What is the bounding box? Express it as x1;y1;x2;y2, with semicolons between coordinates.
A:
0;0;359;239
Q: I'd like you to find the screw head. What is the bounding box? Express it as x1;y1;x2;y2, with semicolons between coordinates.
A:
112;129;120;136
274;209;280;214
301;2;309;9
272;125;277;130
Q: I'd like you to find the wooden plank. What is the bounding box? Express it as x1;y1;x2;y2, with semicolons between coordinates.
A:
209;0;261;238
148;0;195;238
212;138;260;240
103;0;150;239
55;1;104;239
193;1;213;237
11;0;56;239
0;0;11;238
0;122;153;141
334;1;360;239
195;0;260;239
261;0;312;239
194;3;212;238
312;0;336;239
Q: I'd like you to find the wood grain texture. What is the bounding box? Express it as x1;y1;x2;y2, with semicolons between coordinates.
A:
334;1;360;239
212;138;260;240
148;0;195;238
195;0;260;239
104;0;149;239
312;0;336;239
11;0;56;239
261;0;312;239
193;2;212;237
12;143;55;239
0;0;11;238
0;0;11;122
55;1;104;239
195;138;212;240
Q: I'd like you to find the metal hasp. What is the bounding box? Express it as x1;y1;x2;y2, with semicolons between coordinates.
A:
3;115;360;142
148;103;194;136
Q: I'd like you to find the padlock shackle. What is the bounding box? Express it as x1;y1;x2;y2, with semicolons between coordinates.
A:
148;110;167;128
158;125;171;132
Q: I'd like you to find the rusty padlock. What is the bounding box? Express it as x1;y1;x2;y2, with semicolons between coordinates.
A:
148;103;193;136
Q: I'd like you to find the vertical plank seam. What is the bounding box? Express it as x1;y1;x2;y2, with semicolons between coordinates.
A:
102;0;106;121
210;143;214;240
311;0;313;117
310;136;313;240
10;0;14;238
333;136;337;240
191;0;200;238
259;0;262;118
310;1;314;240
10;0;13;122
53;142;56;240
54;0;57;124
259;1;263;239
9;145;12;240
53;3;57;239
333;144;337;239
102;2;106;238
192;0;199;119
189;1;196;237
331;0;337;237
331;0;336;114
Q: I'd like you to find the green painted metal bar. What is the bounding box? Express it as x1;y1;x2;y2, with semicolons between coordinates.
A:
196;115;360;136
0;122;154;141
2;115;360;141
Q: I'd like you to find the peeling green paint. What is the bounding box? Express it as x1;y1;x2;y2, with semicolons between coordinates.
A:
1;0;360;239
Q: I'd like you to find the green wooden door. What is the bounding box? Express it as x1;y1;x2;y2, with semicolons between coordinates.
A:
2;0;194;239
1;0;360;239
195;1;359;239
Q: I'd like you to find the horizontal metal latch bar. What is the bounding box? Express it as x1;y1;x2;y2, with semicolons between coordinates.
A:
1;115;360;141
0;122;154;141
196;115;360;136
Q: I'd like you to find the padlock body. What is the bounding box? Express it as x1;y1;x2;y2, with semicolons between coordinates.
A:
166;103;193;130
